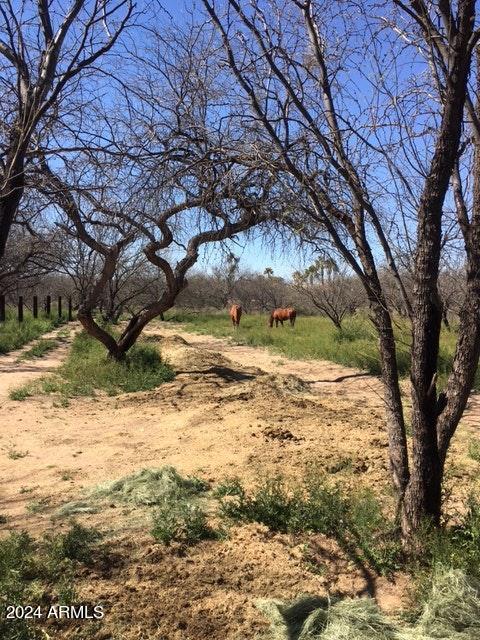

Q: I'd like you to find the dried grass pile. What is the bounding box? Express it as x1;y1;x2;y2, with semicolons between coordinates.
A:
257;569;480;640
57;466;208;516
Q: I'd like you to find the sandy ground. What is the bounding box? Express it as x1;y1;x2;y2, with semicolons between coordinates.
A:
0;321;479;640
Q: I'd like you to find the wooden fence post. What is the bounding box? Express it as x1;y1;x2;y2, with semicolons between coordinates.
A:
45;295;51;316
0;295;5;322
33;296;38;319
68;297;73;322
58;296;62;319
18;296;23;322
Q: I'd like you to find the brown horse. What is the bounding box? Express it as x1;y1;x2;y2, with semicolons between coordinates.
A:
229;304;242;329
269;307;296;328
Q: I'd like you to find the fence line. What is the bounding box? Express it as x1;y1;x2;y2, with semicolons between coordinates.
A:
0;295;74;323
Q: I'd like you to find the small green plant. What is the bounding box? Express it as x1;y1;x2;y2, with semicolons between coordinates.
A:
45;522;102;566
9;386;32;401
17;338;58;361
468;439;480;463
6;447;29;460
0;523;101;640
152;496;215;545
217;473;401;575
26;497;50;514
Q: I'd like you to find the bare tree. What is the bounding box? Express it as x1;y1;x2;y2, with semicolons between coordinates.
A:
293;264;363;330
203;0;480;541
0;0;134;259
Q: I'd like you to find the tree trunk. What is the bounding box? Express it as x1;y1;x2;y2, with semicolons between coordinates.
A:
0;174;24;260
372;303;410;498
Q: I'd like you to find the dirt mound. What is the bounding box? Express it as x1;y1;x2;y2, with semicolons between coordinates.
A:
152;334;189;346
255;373;311;396
262;426;303;444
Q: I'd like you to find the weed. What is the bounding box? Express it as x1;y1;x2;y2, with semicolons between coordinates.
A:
44;522;102;566
58;470;75;481
26;497;50;514
19;486;36;494
17;338;58;361
0;523;101;640
468;439;480;463
9;386;32;401
152;496;215;545
6;447;29;460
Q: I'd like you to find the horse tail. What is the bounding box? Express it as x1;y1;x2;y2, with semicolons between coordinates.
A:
269;311;274;327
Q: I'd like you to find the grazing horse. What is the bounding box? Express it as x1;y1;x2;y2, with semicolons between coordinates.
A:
229;304;242;329
269;307;296;328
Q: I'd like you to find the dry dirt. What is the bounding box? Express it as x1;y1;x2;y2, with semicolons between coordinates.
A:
1;321;479;640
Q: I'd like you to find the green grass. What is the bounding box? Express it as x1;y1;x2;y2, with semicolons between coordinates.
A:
10;330;175;399
216;473;401;576
0;524;102;640
166;311;479;389
468;439;480;463
0;308;65;355
17;338;59;361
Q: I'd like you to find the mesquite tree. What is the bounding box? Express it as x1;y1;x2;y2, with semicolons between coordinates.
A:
31;18;277;359
0;0;134;260
203;0;480;540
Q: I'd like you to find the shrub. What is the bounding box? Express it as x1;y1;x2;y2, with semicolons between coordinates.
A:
217;473;400;575
44;522;102;566
152;495;215;545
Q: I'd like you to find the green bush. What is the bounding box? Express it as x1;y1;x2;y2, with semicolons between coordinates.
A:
152;495;215;545
217;474;401;575
44;522;102;566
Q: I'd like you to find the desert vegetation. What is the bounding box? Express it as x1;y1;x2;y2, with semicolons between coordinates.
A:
2;0;480;638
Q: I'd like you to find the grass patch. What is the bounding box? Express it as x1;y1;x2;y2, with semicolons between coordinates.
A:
0;523;102;640
9;330;175;400
17;338;58;361
0;310;65;355
216;473;401;576
167;311;479;389
47;330;174;397
468;439;480;463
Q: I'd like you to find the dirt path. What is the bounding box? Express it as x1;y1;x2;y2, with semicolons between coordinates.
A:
0;323;77;403
155;322;480;430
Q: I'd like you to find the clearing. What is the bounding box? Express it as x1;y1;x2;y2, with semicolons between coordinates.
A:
1;321;479;640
